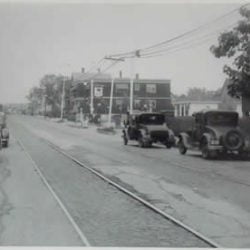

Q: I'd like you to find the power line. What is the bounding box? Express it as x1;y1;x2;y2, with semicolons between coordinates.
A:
139;21;238;58
107;3;249;60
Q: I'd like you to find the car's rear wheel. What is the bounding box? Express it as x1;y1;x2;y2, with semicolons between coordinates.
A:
178;140;187;155
223;130;244;151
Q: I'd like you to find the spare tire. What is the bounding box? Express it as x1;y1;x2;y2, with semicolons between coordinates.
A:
223;130;244;151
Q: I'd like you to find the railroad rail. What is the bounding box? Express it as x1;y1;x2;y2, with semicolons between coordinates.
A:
32;136;221;248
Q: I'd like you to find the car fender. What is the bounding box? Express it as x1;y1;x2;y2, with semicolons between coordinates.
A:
200;133;212;145
167;129;176;144
178;132;192;148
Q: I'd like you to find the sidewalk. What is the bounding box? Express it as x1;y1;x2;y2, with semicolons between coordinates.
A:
40;116;122;136
0;136;83;246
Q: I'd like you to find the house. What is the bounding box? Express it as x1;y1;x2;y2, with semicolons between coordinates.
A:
173;100;220;116
70;69;174;115
173;79;243;117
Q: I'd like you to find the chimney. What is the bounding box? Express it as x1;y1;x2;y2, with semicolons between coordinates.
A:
135;73;139;80
81;67;85;73
119;70;122;78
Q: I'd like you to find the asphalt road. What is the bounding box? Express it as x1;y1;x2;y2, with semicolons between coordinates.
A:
6;115;210;247
8;115;250;247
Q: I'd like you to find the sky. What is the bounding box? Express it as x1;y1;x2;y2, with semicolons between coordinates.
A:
0;0;247;103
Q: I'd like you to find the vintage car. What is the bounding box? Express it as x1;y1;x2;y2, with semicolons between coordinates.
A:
178;110;250;159
0;112;9;148
122;112;175;148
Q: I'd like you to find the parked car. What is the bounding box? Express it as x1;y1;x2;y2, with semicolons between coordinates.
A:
178;110;250;159
122;112;175;148
0;112;9;148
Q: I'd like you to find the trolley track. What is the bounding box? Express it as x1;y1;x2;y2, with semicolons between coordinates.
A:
10;120;219;247
15;136;91;246
41;137;220;248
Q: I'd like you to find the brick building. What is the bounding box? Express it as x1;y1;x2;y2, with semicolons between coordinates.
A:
70;69;173;116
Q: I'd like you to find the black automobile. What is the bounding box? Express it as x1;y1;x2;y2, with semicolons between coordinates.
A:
0;112;9;148
122;112;175;148
178;110;250;159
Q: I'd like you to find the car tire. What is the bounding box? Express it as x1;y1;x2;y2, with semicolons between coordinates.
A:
178;140;187;155
201;143;211;159
138;137;144;148
223;130;244;151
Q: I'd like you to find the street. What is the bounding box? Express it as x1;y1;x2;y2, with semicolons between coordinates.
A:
4;114;250;247
0;114;211;247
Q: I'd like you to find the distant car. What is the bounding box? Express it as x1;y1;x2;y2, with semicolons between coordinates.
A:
122;112;175;148
178;110;250;159
0;112;9;148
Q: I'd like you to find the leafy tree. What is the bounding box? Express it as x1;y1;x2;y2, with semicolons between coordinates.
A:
27;74;72;117
210;6;250;115
26;86;43;115
174;87;221;101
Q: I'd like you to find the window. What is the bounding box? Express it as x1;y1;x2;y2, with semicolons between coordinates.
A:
146;84;156;94
134;83;140;91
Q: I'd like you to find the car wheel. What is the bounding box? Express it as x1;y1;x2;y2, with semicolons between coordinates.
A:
138;137;144;148
201;143;211;159
178;140;187;155
165;142;172;149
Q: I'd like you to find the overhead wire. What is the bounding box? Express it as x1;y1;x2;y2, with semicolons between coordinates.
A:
83;3;249;76
107;3;249;60
139;21;239;58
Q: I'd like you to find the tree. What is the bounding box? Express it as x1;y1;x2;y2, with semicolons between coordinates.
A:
210;6;250;116
27;74;72;117
26;86;43;115
173;87;221;101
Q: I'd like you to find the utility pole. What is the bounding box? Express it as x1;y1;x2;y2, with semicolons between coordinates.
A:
129;57;135;114
60;76;66;121
90;79;94;115
108;78;114;125
104;56;124;126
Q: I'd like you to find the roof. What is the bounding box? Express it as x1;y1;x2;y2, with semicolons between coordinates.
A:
71;72;111;83
172;100;220;105
195;109;239;115
71;72;170;85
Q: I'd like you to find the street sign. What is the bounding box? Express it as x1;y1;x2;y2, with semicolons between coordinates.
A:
94;86;103;97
